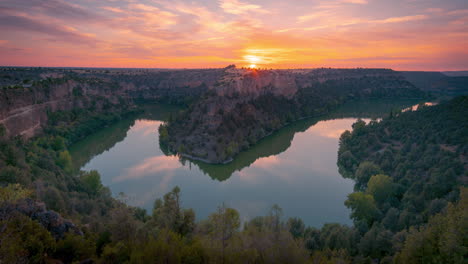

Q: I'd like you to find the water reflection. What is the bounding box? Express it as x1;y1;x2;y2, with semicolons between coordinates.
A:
70;99;422;227
184;99;421;181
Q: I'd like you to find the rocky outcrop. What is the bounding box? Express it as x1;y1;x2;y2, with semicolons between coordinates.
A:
2;198;83;239
161;68;427;163
0;66;433;142
214;67;298;99
0;78;129;138
0;68;222;138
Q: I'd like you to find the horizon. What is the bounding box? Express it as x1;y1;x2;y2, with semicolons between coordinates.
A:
1;65;468;72
1;0;467;71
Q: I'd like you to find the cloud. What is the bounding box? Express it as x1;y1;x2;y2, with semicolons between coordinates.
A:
220;0;269;15
297;10;334;23
329;56;417;62
446;9;468;16
341;0;368;4
1;0;103;22
425;8;444;13
374;14;427;24
0;12;97;45
101;6;125;13
114;155;181;182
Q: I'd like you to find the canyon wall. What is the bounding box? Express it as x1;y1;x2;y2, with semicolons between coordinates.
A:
0;68;223;138
0;66;450;140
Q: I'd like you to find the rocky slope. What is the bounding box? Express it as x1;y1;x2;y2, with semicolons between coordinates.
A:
3;66;464;141
160;67;427;163
0;67;221;138
1;198;83;239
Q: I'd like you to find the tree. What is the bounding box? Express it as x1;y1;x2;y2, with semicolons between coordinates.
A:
351;119;366;135
270;204;283;238
79;170;103;196
354;162;383;191
345;192;380;226
57;150;73;174
152;186;195;236
208;204;240;263
288;217;305;239
395;187;468;264
366;174;394;205
358;223;393;258
0;214;56;264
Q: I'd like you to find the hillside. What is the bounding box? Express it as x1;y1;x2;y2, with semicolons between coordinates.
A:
0;67;220;138
3;66;466;141
1;92;466;263
162;67;426;163
400;71;468;95
336;96;467;262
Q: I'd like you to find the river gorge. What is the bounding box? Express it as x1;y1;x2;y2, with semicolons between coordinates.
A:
70;100;419;227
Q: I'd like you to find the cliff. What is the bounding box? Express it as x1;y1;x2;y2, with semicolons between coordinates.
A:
161;68;427;163
0;67;221;138
1;66;456;146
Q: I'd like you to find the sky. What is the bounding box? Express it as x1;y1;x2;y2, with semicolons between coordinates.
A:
0;0;467;70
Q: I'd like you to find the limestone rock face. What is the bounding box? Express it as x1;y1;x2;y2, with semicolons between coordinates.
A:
161;67;427;164
0;67;418;140
0;68;224;138
215;68;298;99
0;79;124;138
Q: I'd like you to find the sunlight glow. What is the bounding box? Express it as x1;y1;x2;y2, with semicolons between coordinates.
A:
244;54;262;67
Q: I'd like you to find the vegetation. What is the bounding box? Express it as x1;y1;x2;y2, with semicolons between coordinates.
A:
335;96;467;262
0;65;466;263
162;73;426;163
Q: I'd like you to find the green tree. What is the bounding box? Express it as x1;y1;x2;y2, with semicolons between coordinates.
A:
54;233;95;263
366;174;394;205
288;217;305;239
0;184;32;203
79;170;103;196
57;150;73;174
0;214;56;264
152;186;195;236
345;192;380;226
354;162;383;191
395;187;468;264
208;204;240;263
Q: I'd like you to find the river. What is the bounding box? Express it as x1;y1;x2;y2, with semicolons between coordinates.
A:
70;99;420;227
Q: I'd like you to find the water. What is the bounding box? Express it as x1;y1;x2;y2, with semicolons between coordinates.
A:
70;100;419;227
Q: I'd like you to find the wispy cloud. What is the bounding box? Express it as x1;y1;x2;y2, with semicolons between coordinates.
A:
0;12;97;45
0;0;466;70
298;10;334;23
101;6;125;13
341;0;368;4
220;0;270;15
1;0;103;22
374;14;427;24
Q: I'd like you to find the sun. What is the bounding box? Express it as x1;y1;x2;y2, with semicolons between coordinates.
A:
244;55;261;68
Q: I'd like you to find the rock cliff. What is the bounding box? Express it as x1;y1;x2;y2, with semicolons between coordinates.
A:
0;66;434;146
0;67;222;138
160;67;427;163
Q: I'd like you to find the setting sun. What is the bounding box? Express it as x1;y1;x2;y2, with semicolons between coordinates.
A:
244;55;262;68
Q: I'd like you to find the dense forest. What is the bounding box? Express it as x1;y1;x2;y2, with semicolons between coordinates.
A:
1;91;466;263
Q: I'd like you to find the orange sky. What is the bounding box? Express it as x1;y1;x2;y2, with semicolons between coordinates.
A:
0;0;467;70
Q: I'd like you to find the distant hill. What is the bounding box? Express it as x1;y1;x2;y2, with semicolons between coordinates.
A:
442;71;468;77
399;71;468;95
